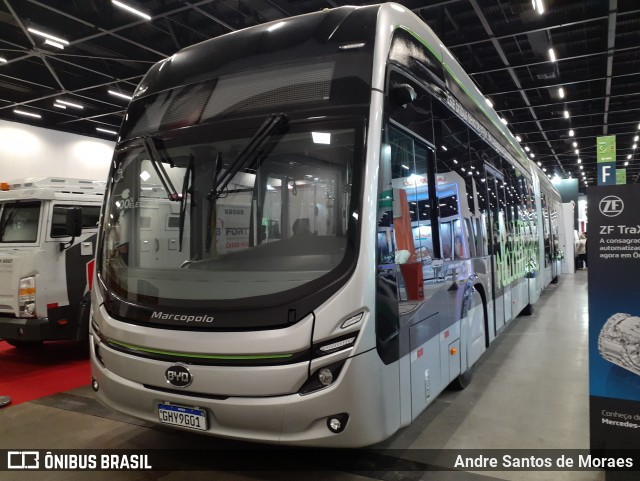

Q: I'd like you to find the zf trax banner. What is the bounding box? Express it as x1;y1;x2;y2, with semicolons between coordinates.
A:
588;184;640;451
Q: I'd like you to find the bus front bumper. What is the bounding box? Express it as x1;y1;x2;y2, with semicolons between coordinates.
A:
90;335;394;447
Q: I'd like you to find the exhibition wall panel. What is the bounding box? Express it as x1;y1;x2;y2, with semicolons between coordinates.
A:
0;120;113;181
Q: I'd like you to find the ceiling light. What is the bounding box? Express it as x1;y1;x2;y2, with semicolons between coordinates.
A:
112;0;151;21
96;127;118;135
14;109;41;119
575;149;579;154
548;48;556;62
627;154;632;160
500;117;508;125
312;132;331;144
537;161;542;166
530;153;535;158
635;136;639;142
578;158;582;163
442;145;448;151
339;43;366;50
485;98;493;108
558;87;565;98
27;28;69;45
44;39;64;49
625;161;629;166
569;129;574;137
56;99;83;109
572;142;577;147
634;144;638;150
579;165;583;170
53;103;66;109
108;89;133;100
0;57;7;63
535;0;545;15
516;135;522;142
564;110;569;119
401;164;409;170
542;168;546;172
524;146;530;152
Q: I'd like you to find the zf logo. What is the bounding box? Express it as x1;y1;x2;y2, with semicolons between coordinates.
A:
8;451;39;469
599;195;624;217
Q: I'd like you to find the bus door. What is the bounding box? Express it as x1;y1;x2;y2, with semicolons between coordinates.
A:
484;164;507;333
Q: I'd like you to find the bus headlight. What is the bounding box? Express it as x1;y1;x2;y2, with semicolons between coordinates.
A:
18;276;36;318
318;368;333;386
313;332;359;358
298;360;346;395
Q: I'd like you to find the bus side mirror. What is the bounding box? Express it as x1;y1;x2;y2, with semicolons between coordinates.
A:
65;207;83;237
59;207;82;251
392;84;417;107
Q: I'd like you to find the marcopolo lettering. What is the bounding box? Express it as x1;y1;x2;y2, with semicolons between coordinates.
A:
151;312;214;323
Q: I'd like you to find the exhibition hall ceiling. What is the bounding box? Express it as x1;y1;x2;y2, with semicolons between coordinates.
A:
0;0;638;190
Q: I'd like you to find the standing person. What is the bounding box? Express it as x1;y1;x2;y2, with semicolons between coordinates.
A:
576;233;587;270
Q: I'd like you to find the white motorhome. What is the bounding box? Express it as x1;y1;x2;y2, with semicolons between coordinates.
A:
0;177;105;348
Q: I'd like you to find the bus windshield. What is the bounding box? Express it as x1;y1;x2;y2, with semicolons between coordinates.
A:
99;116;362;310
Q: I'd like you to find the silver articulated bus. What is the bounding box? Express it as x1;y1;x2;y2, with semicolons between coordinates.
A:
90;3;562;447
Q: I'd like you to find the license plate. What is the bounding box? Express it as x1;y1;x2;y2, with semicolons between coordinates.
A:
158;403;207;431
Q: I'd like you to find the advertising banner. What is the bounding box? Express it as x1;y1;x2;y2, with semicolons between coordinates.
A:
616;169;627;185
588;184;640;451
215;204;251;254
597;136;616;186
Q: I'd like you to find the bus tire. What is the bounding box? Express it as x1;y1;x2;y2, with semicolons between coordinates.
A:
520;303;533;316
450;365;474;390
7;340;43;349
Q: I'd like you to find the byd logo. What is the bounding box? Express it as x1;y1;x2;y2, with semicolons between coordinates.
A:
165;364;193;388
599;195;624;217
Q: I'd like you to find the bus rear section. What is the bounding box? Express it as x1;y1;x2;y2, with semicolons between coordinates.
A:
0;177;104;347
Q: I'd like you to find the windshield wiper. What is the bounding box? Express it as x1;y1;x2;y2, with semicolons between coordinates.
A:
212;112;287;200
205;113;287;255
142;135;180;201
179;155;195;252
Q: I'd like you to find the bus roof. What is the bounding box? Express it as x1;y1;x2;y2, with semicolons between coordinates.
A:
0;177;105;202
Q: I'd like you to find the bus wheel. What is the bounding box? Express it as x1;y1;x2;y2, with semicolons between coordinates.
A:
7;340;43;349
450;365;474;390
521;303;534;316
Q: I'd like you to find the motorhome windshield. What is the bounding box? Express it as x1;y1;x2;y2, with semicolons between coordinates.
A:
99;115;363;321
0;201;40;243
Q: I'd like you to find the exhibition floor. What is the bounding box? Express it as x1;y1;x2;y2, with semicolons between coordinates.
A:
0;271;603;480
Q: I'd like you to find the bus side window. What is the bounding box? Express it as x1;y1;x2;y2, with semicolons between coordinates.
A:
465;218;476;258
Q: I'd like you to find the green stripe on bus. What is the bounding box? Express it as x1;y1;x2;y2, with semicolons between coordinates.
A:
107;339;294;360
